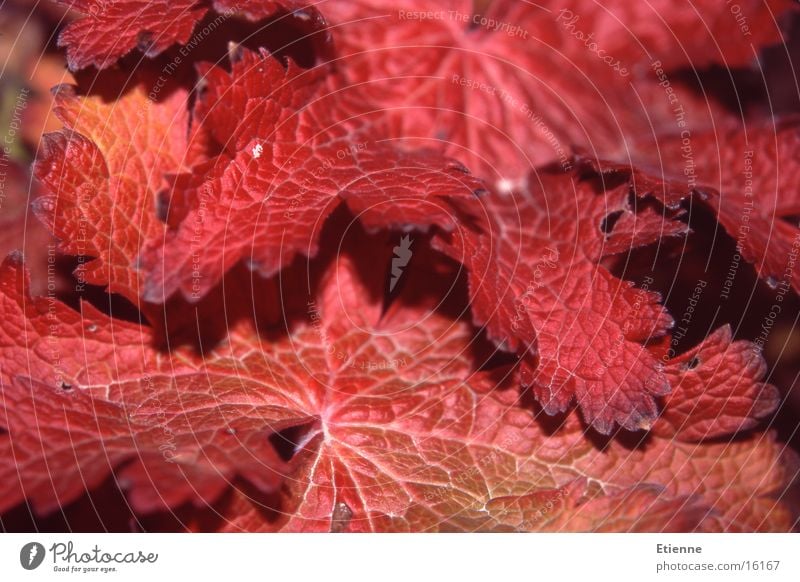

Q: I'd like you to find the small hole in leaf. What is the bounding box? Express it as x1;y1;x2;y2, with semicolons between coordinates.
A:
59;382;73;391
268;423;314;462
626;188;638;210
685;356;700;370
599;211;624;235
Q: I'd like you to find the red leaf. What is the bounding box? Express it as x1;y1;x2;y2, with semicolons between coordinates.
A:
435;172;685;433
173;239;800;530
318;0;793;183
6;0;797;535
657;325;780;442
6;226;788;529
585;122;800;293
55;0;311;71
688;124;800;294
213;0;307;21
57;0;209;70
33;78;192;302
320;0;563;182
217;384;795;531
138;49;484;302
538;0;794;71
0;253;287;514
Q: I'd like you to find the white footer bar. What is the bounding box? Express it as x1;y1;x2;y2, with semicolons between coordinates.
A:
1;533;797;581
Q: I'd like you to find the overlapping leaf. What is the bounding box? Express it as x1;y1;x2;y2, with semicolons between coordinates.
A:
319;0;794;184
0;253;289;514
218;362;792;532
435;171;690;433
0;158;55;295
216;376;795;532
56;0;310;71
138;48;483;302
57;0;209;70
33;74;192;302
3;236;792;530
587;122;800;294
537;0;793;70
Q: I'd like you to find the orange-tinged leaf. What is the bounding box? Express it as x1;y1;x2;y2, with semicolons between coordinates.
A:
33;77;192;301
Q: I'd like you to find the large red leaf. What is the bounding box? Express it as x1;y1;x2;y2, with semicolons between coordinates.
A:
221;423;796;532
317;0;793;183
435;171;690;433
171;235;800;530
0;253;288;514
433;170;788;435
138;48;484;302
2;225;791;529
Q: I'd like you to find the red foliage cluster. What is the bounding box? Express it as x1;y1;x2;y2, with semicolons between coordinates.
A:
1;0;799;532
